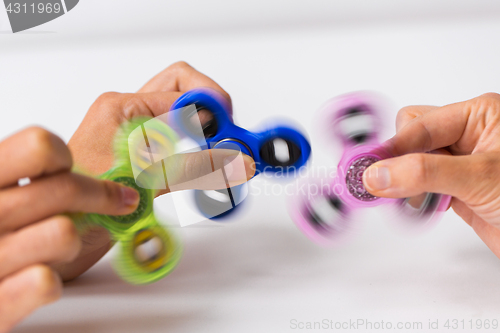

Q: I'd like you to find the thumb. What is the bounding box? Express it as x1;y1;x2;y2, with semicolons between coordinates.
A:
164;149;255;192
362;152;495;201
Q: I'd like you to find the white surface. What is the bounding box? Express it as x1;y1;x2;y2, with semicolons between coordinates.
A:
2;1;500;332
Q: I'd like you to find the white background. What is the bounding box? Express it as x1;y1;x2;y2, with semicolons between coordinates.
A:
2;1;500;332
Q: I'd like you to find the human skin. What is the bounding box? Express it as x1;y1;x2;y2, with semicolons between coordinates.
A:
0;126;141;333
0;62;255;333
363;93;500;258
57;61;255;281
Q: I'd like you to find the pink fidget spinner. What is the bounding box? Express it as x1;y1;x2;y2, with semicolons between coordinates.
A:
290;92;451;246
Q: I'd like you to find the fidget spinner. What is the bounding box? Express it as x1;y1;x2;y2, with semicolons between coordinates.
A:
73;117;182;284
170;88;312;219
290;92;451;245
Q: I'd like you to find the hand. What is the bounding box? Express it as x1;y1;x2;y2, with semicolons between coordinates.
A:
0;127;142;333
362;93;500;257
57;61;255;281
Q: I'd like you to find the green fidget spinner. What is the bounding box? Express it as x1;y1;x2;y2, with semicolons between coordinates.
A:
74;117;181;285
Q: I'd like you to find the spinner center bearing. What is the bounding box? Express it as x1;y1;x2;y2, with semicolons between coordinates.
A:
345;156;380;201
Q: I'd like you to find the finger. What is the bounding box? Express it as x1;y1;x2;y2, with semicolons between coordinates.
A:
69;91;183;175
401;148;453;209
0;216;81;279
159;149;255;192
0;127;72;189
83;91;183;122
0;264;62;333
118;91;184;118
362;153;496;201
125;91;214;129
137;61;231;103
471;218;500;257
453;197;500;255
387;100;469;156
0;173;139;232
388;93;500;156
395;105;438;132
451;197;474;227
53;225;112;282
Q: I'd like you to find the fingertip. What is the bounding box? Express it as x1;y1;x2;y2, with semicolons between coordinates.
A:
119;185;140;212
242;154;256;180
362;162;391;195
221;151;255;185
362;155;423;198
99;180;141;216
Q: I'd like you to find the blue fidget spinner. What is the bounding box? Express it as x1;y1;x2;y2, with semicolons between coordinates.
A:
170;88;312;219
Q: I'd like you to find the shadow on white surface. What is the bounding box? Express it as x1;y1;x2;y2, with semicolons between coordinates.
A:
14;220;325;333
12;210;500;333
13;312;201;333
65;223;323;296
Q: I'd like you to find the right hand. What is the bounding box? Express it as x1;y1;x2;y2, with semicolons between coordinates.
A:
363;93;500;258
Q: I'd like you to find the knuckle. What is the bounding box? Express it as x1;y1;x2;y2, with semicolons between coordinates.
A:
30;265;62;302
412;120;433;152
405;153;431;185
51;217;81;261
479;92;500;101
477;94;500;108
122;94;151;118
396;106;422;126
93;91;122;110
24;126;56;156
22;127;72;173
396;108;410;129
169;61;191;71
396;106;414;120
470;93;500;115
